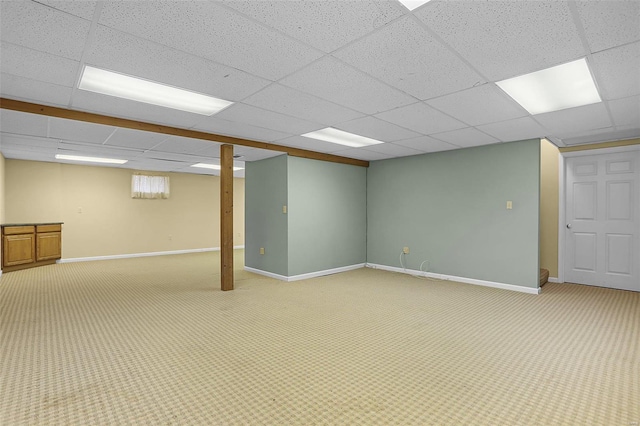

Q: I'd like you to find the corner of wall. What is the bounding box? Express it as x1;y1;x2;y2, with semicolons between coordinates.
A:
540;139;560;277
0;152;5;224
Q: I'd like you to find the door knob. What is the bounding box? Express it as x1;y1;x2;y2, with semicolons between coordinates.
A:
566;223;572;229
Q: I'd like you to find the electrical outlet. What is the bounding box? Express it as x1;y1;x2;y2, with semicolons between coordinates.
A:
506;201;513;210
403;247;410;254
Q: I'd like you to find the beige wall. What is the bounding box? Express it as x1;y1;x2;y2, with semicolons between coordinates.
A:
0;152;5;224
540;139;559;277
5;160;245;259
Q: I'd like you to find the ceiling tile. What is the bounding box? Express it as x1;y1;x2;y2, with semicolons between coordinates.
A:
476;117;548;143
607;96;640;127
193;116;291;143
1;73;73;107
416;1;585;81
327;148;390;161
98;1;321;81
173;164;246;178
71;90;202;129
49;117;116;144
362;142;425;158
152;136;220;155
85;25;270;102
193;143;222;158
56;141;144;158
591;42;640;101
1;142;58;156
575;1;640;53
1;149;58;163
1;42;79;87
394;136;459;153
534;103;612;135
335;17;483;100
231;148;284;162
137;152;200;164
214;103;323;135
243;84;364;125
276;136;345;153
105;128;169;150
0;133;58;149
432;127;500;148
0;0;91;60
375;102;466;135
427;84;528;126
336;116;421;142
117;159;182;173
222;0;403;53
0;110;49;138
35;0;98;20
279;56;416;115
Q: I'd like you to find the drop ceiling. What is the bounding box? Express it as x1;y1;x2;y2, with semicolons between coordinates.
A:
1;0;638;176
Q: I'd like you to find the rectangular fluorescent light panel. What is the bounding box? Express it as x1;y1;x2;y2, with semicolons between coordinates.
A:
398;0;432;11
55;154;128;164
79;66;233;115
191;163;243;171
496;58;601;115
301;128;384;148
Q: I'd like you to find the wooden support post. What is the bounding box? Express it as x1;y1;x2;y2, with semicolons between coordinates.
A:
220;144;234;291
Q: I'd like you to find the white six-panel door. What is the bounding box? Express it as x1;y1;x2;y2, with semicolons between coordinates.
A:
565;150;639;292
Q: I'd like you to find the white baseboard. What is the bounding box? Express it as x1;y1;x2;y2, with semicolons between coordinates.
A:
59;246;245;264
366;263;541;295
243;266;289;281
547;277;560;283
244;263;365;282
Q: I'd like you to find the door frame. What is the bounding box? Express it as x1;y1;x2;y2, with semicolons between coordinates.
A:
558;144;640;284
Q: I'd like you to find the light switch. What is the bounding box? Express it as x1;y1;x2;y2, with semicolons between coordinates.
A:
506;201;513;210
282;205;287;214
260;247;265;255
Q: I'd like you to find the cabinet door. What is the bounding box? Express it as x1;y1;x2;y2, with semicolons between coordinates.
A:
37;232;62;261
3;234;36;267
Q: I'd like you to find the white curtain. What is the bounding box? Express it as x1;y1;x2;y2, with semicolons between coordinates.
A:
131;175;170;199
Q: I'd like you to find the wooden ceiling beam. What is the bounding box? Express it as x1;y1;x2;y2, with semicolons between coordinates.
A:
0;98;369;168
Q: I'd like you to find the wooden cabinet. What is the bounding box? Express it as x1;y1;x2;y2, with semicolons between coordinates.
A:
4;232;36;267
1;223;62;272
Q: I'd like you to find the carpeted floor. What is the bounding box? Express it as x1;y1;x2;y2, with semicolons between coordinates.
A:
1;250;638;425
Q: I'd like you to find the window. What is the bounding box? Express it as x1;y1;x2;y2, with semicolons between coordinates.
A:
131;175;170;199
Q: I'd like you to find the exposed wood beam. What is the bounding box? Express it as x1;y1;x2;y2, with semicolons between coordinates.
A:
220;144;234;291
0;98;369;168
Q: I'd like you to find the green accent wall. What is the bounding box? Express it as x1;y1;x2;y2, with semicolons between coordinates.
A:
287;156;367;276
245;155;288;276
245;155;367;277
367;139;540;288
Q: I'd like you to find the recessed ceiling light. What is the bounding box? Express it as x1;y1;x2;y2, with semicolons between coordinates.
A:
191;163;244;171
55;154;128;164
496;58;601;115
78;66;233;115
398;0;431;11
301;128;384;148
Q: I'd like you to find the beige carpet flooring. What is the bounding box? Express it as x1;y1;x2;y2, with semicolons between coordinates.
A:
1;250;638;425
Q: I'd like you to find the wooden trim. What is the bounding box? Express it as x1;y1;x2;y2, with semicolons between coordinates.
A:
220;144;234;291
558;138;640;153
0;98;369;168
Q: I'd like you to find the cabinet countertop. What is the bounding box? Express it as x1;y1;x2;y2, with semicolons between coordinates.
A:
2;222;64;227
